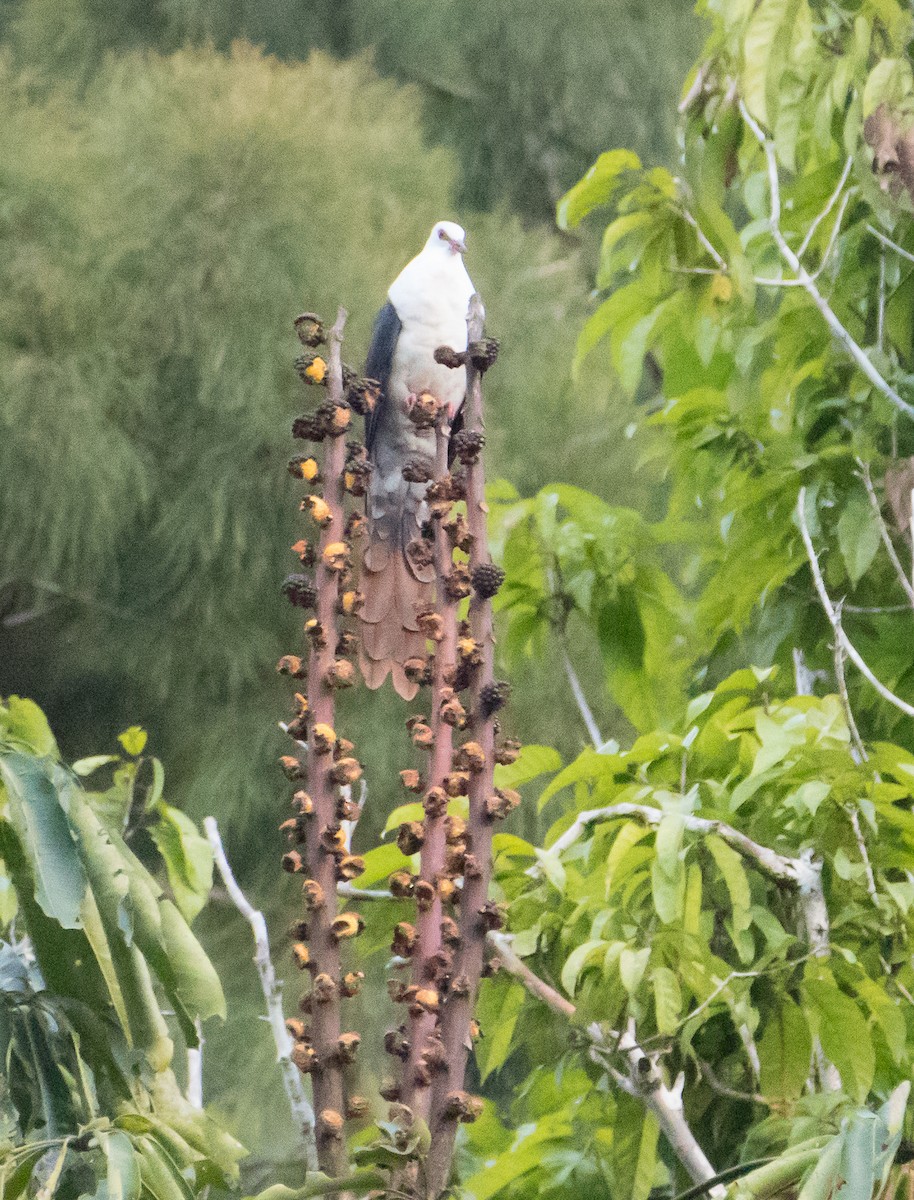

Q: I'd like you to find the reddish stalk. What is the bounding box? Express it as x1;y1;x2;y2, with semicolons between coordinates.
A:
280;308;365;1179
427;298;504;1197
398;412;457;1117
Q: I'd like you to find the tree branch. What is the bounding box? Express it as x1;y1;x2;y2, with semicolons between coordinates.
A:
561;639;604;749
739;102;914;421
797;487;914;717
204;817;318;1170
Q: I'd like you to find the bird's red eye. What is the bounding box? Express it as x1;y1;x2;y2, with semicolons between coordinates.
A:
438;228;448;239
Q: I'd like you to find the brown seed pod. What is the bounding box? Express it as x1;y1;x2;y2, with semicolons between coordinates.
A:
384;1028;410;1060
402;458;433;484
416;609;445;642
335;796;361;821
281;573;317;609
453;742;486;772
279;756;306;781
379;1079;401;1102
336;1032;361;1064
388;871;416;898
302;495;333;527
449;974;471;997
412;988;440;1015
451;428;485;465
285;1017;307;1040
480;680;511;718
304;618;327;648
285;713;310;740
334;736;355;759
444;512;473;554
330;912;364;940
495;738;522;766
433;345;467;369
470;562;505;600
291;1042;317;1073
311;723;337;754
318;1109;344;1140
413;879;436;912
444;562;472;602
319;824;346;854
340;970;365;998
478;901;506;932
288;456;321;483
329;756;363;786
468;336;500;372
437;876;457;904
346;1095;371;1120
345;511;366;540
444;815;468;843
336;855;365;882
276;654;307;678
392;922;418;957
387;978;408;1003
335;629;357;656
423;786;448;818
405;390;441;428
485;787;522;820
440;695;468;729
291;413;326;442
345;376;380;415
302;880;326;910
294;312;325;347
421;1036;449;1073
444;771;469;797
441;916;460;947
292;790;314;816
322;541;350;572
399;769;425;794
291;943;310;970
325;659;356;690
396;821;426;856
443;1091;484;1123
410;722;434;749
281;851;304;874
403;657;430;685
312;973;336;1003
462;852;482;879
337;589;365;616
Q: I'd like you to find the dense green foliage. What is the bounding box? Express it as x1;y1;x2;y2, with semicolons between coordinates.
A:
0;696;244;1198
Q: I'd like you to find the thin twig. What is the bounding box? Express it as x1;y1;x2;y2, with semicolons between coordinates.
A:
681;207;727;269
699;1060;765;1106
846;805;878;903
740;102;914;421
858;460;914;608
561;639;604;748
797;157;853;259
867;224;914;267
832;639;867;764
204;817;318;1170
797;487;914;716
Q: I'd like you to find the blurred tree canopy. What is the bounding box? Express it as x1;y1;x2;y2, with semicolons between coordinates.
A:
1;0;701;220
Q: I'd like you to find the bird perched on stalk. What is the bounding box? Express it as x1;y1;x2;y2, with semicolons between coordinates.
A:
359;221;478;699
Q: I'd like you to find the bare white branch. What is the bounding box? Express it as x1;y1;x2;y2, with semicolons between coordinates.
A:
740;102;914;421
867;224;914;267
204;817;318;1170
561;642;604;749
797;488;914;717
796;157;853;259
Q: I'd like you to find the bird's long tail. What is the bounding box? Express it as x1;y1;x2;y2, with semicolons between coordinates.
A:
359;528;433;700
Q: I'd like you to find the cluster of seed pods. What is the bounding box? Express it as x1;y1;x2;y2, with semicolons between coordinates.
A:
278;299;519;1195
277;308;376;1177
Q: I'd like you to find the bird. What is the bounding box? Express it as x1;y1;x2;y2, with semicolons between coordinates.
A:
358;220;478;699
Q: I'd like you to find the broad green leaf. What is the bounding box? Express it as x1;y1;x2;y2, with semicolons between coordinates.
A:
72;755;119;777
837;490;881;586
494;744;561;790
102;1130;141;1200
1;1145;48;1200
135;1137;192;1200
157;899;226;1023
705;835;752;936
475;978;525;1082
651;814;685;924
357;843;413;887
758;998;812;1099
561;939;607;994
855;977;906;1063
743;0;800;124
556;149;641;230
34;1140;69;1200
383;802;424;835
803;972;874;1099
632;1112;660;1200
652;966;682;1033
0;697;58;758
0;754;86;928
619;945;651;995
148;804;214;922
796;1137;842;1200
534;848;567;892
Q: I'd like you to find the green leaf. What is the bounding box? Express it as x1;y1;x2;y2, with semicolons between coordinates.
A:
743;0;801;124
494;744;561;791
118;727;148;758
652;966;682;1034
0;698;58;757
837;490;881;586
651;814;685;924
72;755;119;777
34;1140;69;1200
561;939;607;994
0;1144;48;1200
705;834;752;936
102;1130;141;1200
803;972;874;1100
0;753;87;928
148;804;214;922
556;149;641;230
619;945;651;995
475;978;525;1082
758;998;812;1100
356;843;413;887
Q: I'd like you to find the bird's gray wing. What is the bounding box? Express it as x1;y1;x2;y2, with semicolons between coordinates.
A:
364;300;402;455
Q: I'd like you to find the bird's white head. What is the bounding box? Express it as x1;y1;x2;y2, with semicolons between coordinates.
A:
426;220;467;257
